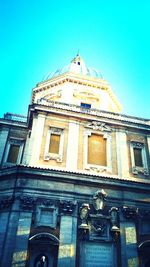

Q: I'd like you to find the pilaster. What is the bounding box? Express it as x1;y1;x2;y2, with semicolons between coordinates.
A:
28;113;46;166
116;130;129;177
0;200;20;267
0;127;9;165
66;121;79;170
57;201;77;267
12;211;32;267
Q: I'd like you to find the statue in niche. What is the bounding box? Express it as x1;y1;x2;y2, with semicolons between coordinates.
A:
93;189;107;212
79;203;90;228
35;255;48;267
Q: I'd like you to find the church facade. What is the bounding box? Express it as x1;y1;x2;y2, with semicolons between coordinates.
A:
0;54;150;267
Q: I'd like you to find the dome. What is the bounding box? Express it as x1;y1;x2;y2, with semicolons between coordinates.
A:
43;54;103;81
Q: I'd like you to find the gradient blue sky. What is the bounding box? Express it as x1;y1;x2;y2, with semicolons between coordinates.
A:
0;0;150;118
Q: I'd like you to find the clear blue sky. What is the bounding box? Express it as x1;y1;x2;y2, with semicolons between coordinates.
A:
0;0;150;119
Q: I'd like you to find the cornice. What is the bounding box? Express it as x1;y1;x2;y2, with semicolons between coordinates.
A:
32;72;121;111
29;102;150;131
1;165;150;192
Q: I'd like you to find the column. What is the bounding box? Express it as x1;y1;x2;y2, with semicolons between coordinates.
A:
147;136;150;155
0;201;20;267
11;211;32;267
66;121;79;170
116;130;129;177
0;127;9;164
57;202;77;267
28;113;46;166
120;210;139;267
0;211;9;261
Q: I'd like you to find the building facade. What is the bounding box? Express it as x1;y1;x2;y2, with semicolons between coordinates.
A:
0;54;150;267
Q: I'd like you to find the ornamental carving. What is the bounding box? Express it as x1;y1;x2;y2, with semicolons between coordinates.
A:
132;166;149;176
0;196;14;210
86;121;111;132
19;196;37;210
60;200;77;214
73;89;99;101
109;207;119;232
44;153;63;162
79;203;90;229
91;218;107;237
78;189;120;242
122;206;138;219
93;189;107;212
131;141;144;148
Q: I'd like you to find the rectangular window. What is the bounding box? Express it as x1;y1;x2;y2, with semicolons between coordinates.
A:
81;103;91;109
88;134;106;166
133;147;143;167
130;141;148;176
7;144;20;163
49;134;60;154
44;127;64;162
40;209;54;225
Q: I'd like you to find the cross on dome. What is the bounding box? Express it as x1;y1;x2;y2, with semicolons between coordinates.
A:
43;54;103;81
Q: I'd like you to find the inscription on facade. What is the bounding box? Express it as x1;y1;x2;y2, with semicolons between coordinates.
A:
80;242;114;267
125;226;137;244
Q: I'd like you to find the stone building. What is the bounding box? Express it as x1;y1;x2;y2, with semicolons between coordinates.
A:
0;54;150;267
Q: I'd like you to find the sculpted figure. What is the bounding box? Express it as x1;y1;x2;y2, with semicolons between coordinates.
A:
79;203;90;227
93;189;107;212
109;207;119;231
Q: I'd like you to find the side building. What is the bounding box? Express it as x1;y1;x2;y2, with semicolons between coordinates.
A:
0;54;150;267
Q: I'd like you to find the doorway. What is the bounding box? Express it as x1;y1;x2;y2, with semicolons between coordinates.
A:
27;233;59;267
